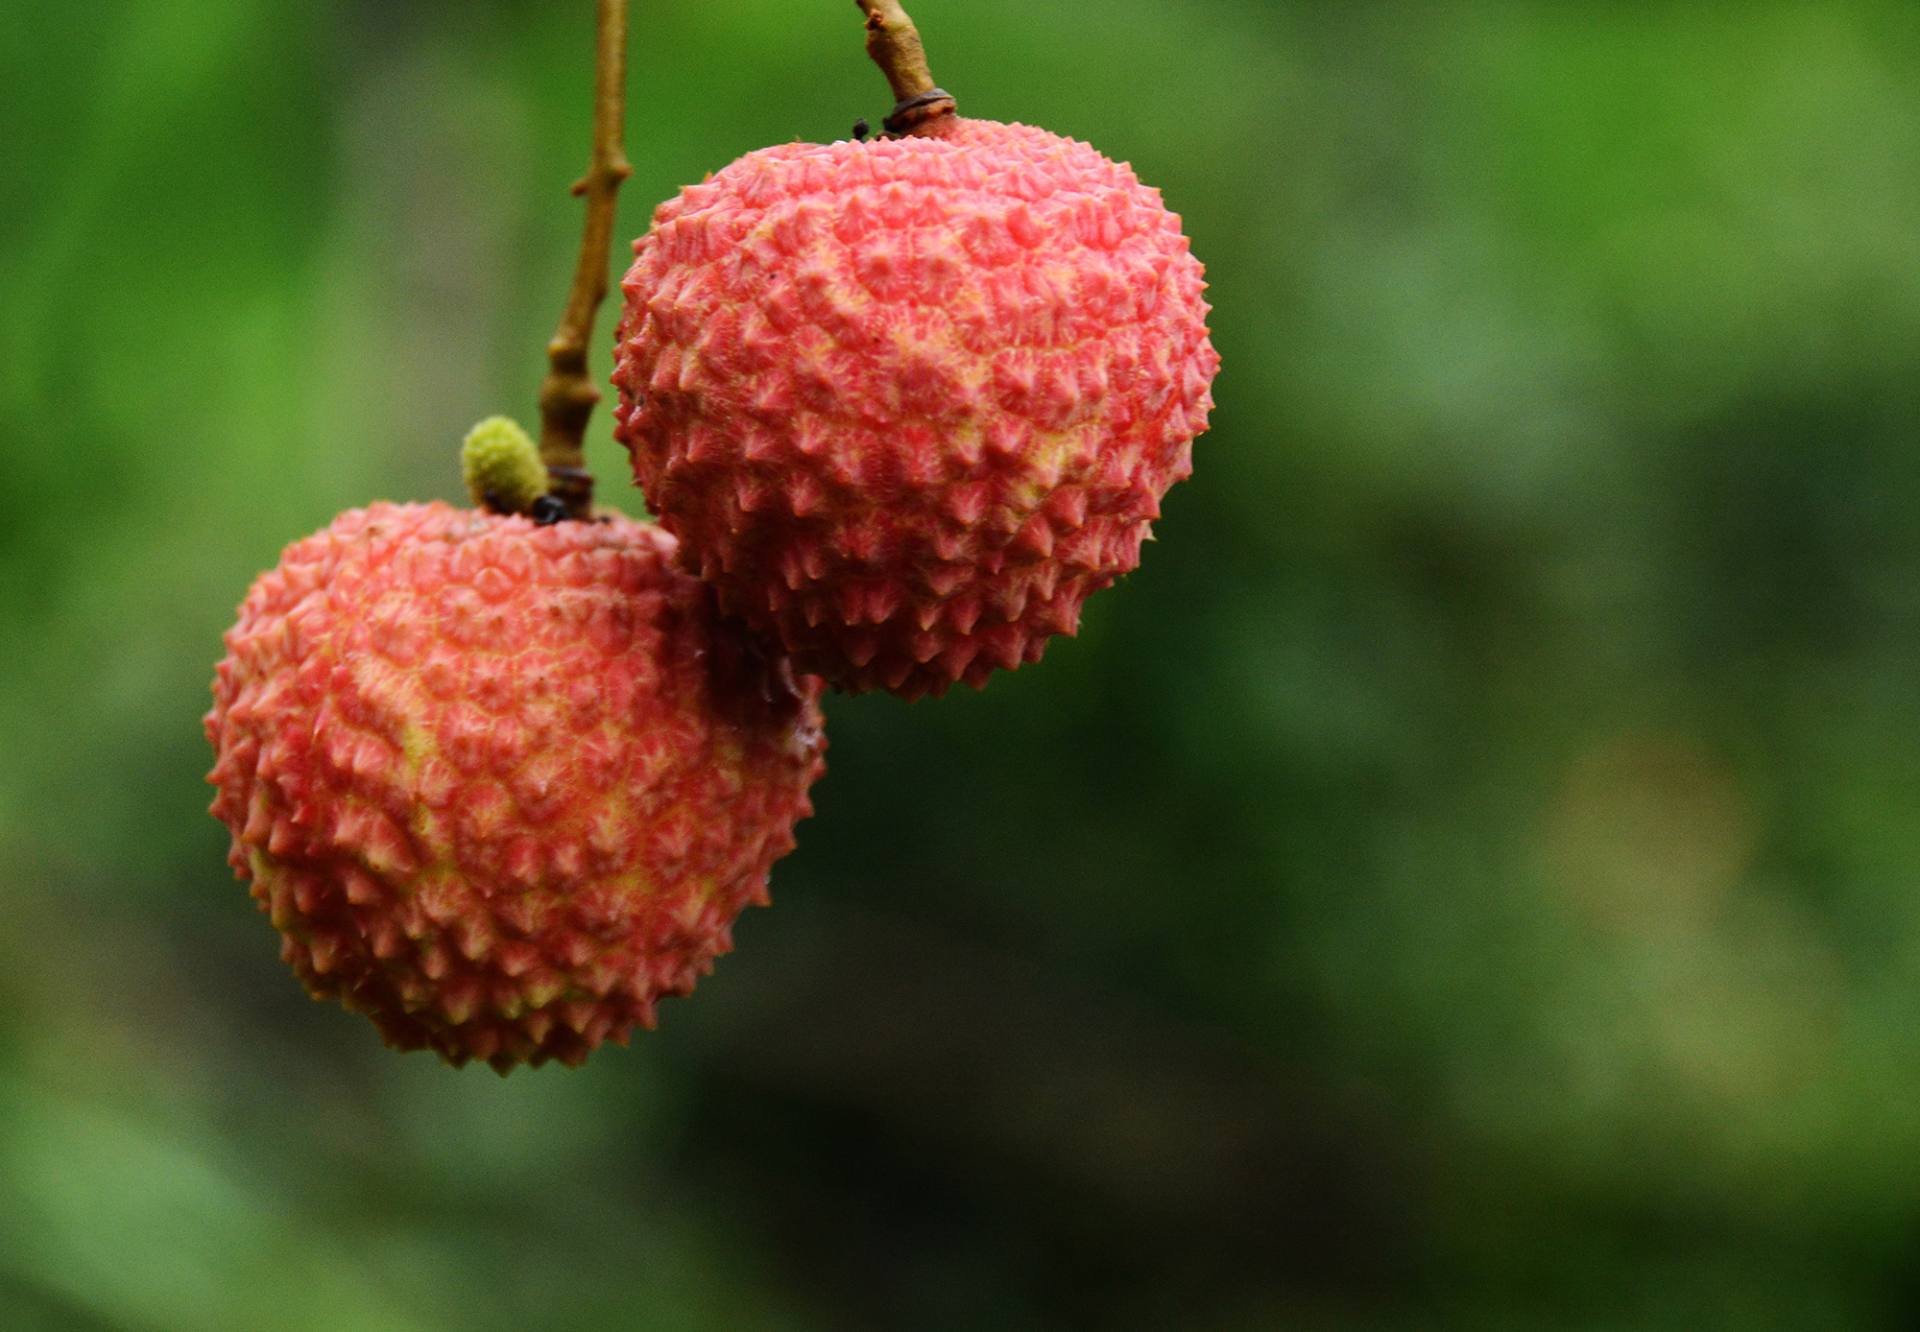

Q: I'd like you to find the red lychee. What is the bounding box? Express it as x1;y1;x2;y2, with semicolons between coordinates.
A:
612;116;1219;698
205;501;826;1071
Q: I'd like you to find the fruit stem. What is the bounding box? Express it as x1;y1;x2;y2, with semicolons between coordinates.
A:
853;0;956;135
537;0;634;519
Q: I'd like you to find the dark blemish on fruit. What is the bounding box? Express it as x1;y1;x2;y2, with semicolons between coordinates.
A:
531;495;569;526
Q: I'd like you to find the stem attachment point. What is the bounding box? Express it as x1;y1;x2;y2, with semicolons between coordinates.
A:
884;87;956;136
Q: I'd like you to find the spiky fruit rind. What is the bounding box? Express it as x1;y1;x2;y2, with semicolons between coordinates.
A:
461;416;549;513
613;118;1219;699
205;502;826;1071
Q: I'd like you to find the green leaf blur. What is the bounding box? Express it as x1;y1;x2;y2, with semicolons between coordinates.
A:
3;1;1917;1327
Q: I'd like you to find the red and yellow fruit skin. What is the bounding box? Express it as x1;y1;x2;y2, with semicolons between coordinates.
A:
204;502;826;1072
612;117;1219;699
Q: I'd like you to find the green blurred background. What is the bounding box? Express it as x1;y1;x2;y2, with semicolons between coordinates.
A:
4;0;1919;1327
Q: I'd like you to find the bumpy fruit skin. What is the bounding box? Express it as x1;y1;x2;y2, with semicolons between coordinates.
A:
205;502;826;1072
612;117;1218;698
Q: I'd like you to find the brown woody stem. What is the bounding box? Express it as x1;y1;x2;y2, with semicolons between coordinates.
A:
853;0;956;135
537;0;633;519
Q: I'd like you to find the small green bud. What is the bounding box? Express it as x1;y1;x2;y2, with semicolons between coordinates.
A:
461;416;549;514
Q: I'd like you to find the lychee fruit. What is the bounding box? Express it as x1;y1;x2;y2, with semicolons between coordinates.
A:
612;115;1219;698
205;500;826;1071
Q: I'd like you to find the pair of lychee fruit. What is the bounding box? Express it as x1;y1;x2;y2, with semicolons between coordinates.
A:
205;29;1217;1071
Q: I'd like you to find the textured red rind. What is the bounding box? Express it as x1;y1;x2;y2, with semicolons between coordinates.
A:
612;118;1219;698
204;501;826;1072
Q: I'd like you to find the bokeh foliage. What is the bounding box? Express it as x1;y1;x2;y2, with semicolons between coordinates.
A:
4;1;1919;1327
